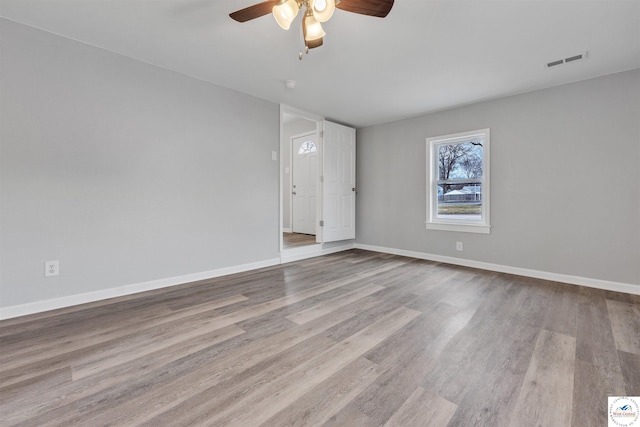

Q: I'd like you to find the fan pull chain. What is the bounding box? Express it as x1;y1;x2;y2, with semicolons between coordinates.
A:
299;44;310;60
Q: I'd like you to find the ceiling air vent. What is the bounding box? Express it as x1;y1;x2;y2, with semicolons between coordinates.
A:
546;59;564;68
545;51;588;68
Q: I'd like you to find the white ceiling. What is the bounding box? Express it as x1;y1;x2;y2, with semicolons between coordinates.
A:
1;0;639;127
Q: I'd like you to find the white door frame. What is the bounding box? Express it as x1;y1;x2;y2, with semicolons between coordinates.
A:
279;105;323;253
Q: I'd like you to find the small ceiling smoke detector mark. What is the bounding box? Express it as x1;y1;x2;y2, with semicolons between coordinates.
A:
284;79;296;89
545;51;588;68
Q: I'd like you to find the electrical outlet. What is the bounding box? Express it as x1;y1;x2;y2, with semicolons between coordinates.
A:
271;151;277;161
45;260;59;277
456;242;463;251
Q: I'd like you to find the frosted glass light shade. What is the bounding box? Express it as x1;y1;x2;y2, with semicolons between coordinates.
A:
304;14;325;41
311;0;335;22
273;0;299;30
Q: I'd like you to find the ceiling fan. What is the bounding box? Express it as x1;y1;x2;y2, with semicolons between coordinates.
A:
229;0;394;58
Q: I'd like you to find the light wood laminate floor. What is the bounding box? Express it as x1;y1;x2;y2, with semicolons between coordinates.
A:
1;250;639;426
283;232;318;249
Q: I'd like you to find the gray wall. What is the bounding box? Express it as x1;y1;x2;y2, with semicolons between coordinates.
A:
357;69;640;286
2;19;638;312
1;20;280;308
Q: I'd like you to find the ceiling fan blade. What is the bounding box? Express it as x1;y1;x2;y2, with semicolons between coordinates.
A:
336;0;394;18
229;0;279;23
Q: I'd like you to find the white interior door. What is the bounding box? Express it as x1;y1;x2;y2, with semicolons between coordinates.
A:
292;133;318;235
322;121;356;242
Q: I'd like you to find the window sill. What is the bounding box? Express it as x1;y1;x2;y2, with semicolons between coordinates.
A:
426;222;491;234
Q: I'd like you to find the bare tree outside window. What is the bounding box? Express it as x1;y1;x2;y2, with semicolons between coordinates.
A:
459;141;483;178
437;141;483;204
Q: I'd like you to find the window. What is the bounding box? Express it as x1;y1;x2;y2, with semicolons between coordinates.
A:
426;129;490;233
297;140;317;155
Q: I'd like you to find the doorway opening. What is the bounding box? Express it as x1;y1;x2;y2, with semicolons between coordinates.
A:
280;106;322;253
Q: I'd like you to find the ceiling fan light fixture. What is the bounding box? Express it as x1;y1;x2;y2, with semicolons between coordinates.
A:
311;0;335;23
272;0;299;30
303;13;326;41
230;0;394;56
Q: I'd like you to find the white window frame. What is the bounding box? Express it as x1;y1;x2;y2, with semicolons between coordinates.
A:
426;128;491;234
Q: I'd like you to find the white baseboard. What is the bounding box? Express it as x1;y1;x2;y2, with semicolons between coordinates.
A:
282;228;292;233
0;258;281;320
0;243;356;320
355;243;640;296
5;242;635;320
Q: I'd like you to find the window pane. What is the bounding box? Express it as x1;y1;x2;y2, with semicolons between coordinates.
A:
298;141;317;155
437;183;482;220
438;141;483;180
